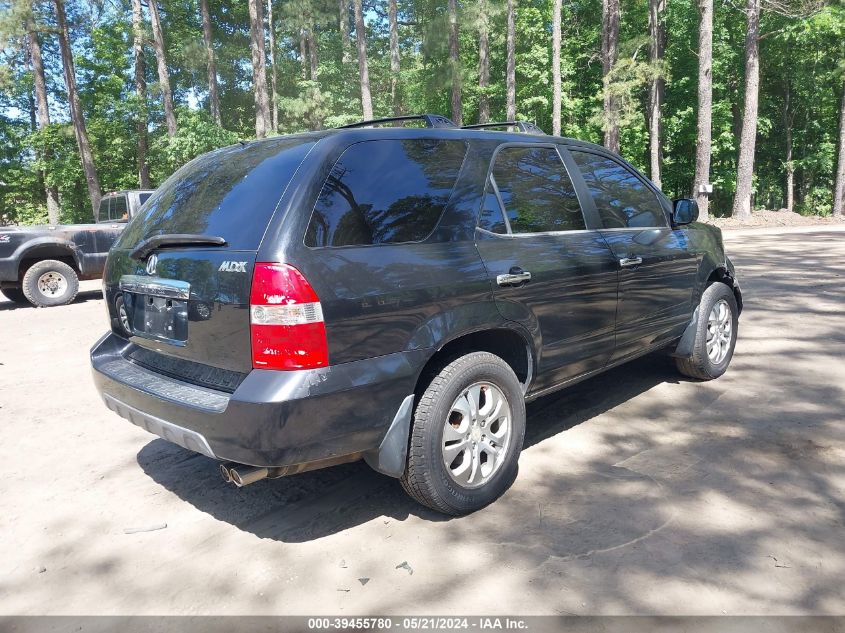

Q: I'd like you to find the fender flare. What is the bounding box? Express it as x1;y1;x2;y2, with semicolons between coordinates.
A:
14;238;83;276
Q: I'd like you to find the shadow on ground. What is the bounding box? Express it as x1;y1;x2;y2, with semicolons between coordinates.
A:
0;289;102;311
131;230;845;612
137;351;679;543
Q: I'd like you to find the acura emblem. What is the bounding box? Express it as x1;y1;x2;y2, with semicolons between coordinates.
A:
145;253;158;275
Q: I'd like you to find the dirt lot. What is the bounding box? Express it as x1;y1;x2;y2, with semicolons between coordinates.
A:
710;209;845;230
1;227;843;616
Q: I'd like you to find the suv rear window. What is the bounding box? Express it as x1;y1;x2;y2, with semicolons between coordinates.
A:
305;139;467;247
117;138;314;251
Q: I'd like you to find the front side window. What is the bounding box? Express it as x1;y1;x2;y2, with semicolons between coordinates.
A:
488;146;586;234
570;151;667;229
305;139;467;247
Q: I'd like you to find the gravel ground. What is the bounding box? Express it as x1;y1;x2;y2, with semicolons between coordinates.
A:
0;226;843;616
710;209;845;230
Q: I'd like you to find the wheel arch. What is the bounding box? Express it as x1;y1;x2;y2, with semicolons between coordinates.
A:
705;265;743;315
16;240;82;280
412;325;535;400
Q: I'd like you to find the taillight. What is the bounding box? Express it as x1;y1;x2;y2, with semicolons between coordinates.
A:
249;263;329;370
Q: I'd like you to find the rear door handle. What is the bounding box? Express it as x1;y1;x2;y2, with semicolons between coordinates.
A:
496;270;532;286
619;256;643;268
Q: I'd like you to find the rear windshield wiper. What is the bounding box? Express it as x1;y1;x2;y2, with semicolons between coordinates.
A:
130;234;227;260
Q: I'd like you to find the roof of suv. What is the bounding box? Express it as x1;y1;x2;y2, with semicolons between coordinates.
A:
236;118;610;155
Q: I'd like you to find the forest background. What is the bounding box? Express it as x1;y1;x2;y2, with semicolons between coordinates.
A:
0;0;843;226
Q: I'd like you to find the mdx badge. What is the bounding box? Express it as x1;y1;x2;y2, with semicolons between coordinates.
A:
219;261;247;273
145;253;157;275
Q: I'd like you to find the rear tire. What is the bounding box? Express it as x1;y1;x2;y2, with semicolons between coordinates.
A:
21;260;79;308
401;352;526;516
675;282;738;380
0;287;28;304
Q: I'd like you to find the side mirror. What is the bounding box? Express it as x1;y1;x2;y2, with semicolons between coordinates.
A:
672;198;699;226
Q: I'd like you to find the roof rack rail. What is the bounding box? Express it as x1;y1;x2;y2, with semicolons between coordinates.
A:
338;114;456;130
461;121;546;136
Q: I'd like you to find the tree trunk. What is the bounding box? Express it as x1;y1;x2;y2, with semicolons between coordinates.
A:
26;21;61;223
834;79;845;217
783;83;794;213
200;0;221;126
267;0;278;131
648;0;665;188
353;0;373;120
24;39;36;132
54;0;101;220
147;0;177;137
601;0;620;153
692;0;713;220
340;0;351;63
551;0;561;135
299;30;308;80
389;0;401;117
477;0;490;124
307;21;318;81
448;0;462;126
506;0;516;121
731;0;761;220
131;0;152;189
248;0;272;137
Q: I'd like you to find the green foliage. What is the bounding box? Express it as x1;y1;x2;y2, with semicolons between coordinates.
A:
150;108;239;181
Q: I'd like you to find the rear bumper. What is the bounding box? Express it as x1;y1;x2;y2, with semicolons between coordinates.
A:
91;332;425;468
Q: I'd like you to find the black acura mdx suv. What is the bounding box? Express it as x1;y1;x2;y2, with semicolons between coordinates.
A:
91;115;742;515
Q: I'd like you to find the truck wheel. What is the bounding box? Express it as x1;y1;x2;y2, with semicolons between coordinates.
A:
400;352;526;516
676;282;738;380
1;287;28;304
21;260;79;307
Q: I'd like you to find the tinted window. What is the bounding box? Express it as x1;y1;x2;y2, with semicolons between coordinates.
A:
305;139;467;247
478;186;508;234
109;195;128;221
490;146;586;233
139;193;152;205
117;137;314;251
97;197;110;222
571;151;667;229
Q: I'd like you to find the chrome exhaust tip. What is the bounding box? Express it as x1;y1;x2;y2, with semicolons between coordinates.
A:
229;466;269;487
219;462;235;484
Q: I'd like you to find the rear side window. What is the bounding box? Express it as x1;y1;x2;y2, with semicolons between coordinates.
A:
97;197;109;222
139;193;152;206
570;151;667;229
305;139;467;247
109;195;128;221
489;146;586;233
117;138;314;251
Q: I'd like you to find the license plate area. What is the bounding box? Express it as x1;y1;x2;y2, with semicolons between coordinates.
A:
120;275;190;346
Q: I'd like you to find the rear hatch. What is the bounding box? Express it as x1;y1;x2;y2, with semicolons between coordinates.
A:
104;136;316;384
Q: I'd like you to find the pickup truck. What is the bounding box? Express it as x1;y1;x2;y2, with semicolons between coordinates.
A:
0;190;153;307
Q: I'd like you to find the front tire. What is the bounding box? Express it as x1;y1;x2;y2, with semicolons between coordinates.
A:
401;352;526;516
21;260;79;307
1;287;28;304
676;282;738;380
